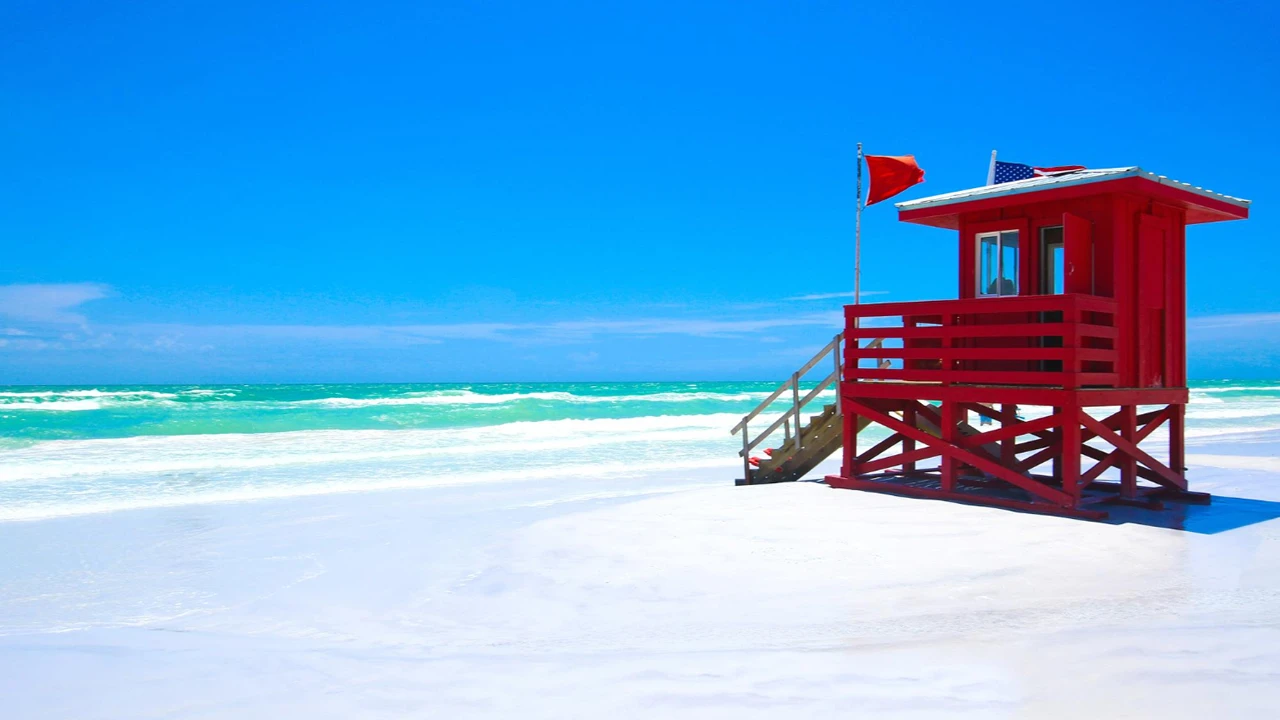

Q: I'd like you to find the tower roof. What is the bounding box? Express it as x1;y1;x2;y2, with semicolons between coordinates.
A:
896;167;1250;229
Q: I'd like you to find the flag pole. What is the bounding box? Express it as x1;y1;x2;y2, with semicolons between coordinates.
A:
855;142;863;325
987;149;998;185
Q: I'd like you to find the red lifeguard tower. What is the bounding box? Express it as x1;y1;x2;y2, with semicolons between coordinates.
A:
733;167;1250;520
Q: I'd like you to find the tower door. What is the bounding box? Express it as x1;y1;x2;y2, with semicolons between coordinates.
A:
1063;212;1092;294
1038;215;1091;373
1138;214;1169;388
1038;226;1065;371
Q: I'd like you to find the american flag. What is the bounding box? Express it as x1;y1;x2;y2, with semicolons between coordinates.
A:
992;160;1085;184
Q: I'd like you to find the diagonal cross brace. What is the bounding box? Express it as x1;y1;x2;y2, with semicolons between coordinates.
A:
845;398;1074;507
860;447;942;475
1079;407;1171;486
856;432;904;465
957;412;1064;449
1078;410;1186;490
1015;408;1164;454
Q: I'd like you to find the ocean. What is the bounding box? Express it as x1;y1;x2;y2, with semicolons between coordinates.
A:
1;381;1278;522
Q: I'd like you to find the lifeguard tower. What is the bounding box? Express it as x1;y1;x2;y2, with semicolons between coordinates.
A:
732;167;1250;519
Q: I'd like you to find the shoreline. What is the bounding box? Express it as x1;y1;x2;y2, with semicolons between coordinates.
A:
2;446;1280;717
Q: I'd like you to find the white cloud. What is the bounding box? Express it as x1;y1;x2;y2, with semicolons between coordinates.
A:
101;311;846;350
0;281;848;359
1188;312;1280;329
0;283;109;324
519;313;844;340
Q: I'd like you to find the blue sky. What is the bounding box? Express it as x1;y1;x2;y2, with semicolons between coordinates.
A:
1;0;1278;383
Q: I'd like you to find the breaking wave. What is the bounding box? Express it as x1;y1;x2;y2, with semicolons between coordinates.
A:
299;389;781;408
0;414;745;521
0;380;1275;521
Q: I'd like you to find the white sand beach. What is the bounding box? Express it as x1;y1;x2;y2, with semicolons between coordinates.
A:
3;0;1275;716
3;428;1279;719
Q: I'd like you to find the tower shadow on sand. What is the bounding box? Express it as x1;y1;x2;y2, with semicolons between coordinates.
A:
1104;495;1280;534
803;476;1280;534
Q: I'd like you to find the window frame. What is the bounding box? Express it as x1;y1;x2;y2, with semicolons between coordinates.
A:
975;229;1022;297
1039;224;1065;295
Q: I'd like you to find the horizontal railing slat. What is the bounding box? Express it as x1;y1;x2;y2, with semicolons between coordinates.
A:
844;295;1124;389
848;347;1117;362
846;323;1119;340
849;368;1120;386
845;293;1117;319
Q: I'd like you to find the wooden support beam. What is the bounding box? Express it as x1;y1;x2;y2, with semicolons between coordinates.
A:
1061;397;1082;502
957;412;1063;449
1016;436;1054;453
1077;406;1170;489
1016;440;1062;474
1050;406;1062;481
844;398;1075;507
1080;444;1162;486
842;397;858;477
1120;405;1138;498
860;447;943;475
908;399;1005;467
1078;409;1187;490
1080;446;1122;486
903;404;917;473
1170;403;1186;474
844;383;1188;408
940;399;957;492
1071;407;1127;488
961;402;1015;424
1000;403;1016;467
856;433;904;465
1076;406;1169;490
1014;407;1162;454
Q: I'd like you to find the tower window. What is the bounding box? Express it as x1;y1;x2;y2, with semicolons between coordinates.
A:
977;230;1020;296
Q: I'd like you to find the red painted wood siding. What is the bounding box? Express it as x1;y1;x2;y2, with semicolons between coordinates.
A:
944;189;1190;390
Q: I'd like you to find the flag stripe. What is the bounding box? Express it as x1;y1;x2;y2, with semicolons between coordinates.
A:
993;161;1085;184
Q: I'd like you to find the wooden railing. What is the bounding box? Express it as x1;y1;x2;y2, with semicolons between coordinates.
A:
845;293;1119;388
731;332;886;483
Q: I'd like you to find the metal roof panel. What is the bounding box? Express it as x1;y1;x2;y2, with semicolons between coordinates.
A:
895;167;1251;212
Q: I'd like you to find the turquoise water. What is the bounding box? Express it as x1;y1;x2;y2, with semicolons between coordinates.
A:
1;381;1277;522
0;383;791;442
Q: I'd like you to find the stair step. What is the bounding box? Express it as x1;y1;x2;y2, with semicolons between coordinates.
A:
738;345;885;484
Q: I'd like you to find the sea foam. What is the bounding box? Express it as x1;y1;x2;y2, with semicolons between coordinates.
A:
0;413;748;520
1;381;1277;522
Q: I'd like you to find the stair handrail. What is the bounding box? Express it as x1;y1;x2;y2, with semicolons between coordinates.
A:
737;367;841;456
731;334;886;483
730;332;843;435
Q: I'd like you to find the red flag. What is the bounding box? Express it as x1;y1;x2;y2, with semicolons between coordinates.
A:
864;154;925;205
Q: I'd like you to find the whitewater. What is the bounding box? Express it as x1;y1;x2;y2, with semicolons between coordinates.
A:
2;381;1278;522
3;381;1280;718
0;382;820;521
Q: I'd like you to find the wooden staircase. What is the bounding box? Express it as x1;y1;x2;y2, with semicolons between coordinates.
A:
731;331;1018;485
733;332;885;485
740;403;873;485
